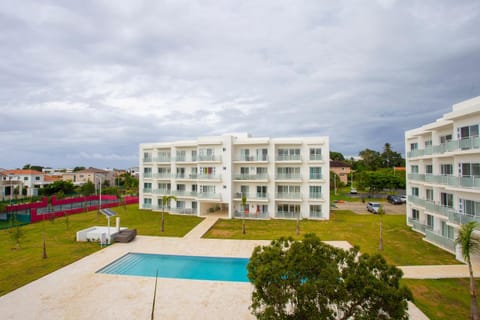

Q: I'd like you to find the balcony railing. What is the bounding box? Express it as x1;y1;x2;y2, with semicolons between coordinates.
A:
448;211;480;225
309;211;323;218
174;156;186;162
237;155;269;162
233;210;269;219
408;195;426;207
143;172;153;178
153;173;171;179
423;175;480;190
275;211;301;219
197;174;221;180
197;192;221;200
154;157;171;163
408;173;425;181
172;190;197;197
198;155;221;162
407;136;480;158
275;173;301;180
309;154;323;161
233;192;268;200
276;155;301;161
425;229;456;252
234;174;268;180
276;192;302;199
309;174;323;180
143;188;152;193
309;192;323;200
410;220;432;234
143;157;153;163
425;201;450;217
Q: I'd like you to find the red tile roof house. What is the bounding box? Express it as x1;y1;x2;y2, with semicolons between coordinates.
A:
329;160;351;185
0;169;45;198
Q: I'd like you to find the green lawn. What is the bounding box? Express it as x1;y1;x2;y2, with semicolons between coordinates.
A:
204;210;458;266
402;278;479;320
0;205;203;296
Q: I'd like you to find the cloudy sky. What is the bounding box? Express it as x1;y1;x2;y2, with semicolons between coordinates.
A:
1;0;479;169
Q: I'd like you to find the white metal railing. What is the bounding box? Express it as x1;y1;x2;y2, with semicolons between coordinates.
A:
275;173;302;180
408;136;480;158
425;229;456;252
275;192;302;199
276;155;301;161
234;174;268;180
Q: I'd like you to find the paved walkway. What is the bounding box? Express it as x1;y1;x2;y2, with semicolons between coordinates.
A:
183;215;219;239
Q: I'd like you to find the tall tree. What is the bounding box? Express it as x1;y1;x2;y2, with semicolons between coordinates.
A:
358;148;381;171
80;181;95;196
381;143;405;168
330;151;345;161
248;234;412;319
161;195;177;232
456;222;480;320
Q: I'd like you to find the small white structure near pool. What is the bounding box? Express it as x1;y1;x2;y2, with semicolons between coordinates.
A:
76;217;127;244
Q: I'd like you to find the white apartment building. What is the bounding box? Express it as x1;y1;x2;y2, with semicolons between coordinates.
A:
139;133;330;220
405;96;480;261
0;169;45;198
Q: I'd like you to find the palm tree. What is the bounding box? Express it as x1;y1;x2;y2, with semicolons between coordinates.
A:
456;222;480;320
161;195;177;232
241;193;247;234
378;205;385;251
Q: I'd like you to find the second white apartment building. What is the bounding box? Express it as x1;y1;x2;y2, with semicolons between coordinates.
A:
139;133;330;220
406;96;480;261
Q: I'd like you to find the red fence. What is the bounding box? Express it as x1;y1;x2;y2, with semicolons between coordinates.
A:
5;195;139;223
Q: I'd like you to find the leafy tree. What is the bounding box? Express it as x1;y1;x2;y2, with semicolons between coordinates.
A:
80;181;95;196
456;222;480;320
102;186;120;196
248;234;411;320
23;164;44;172
381;143;405;168
358;148;382;171
73;166;86;172
161;195;177;232
41;181;75;196
330;151;345;161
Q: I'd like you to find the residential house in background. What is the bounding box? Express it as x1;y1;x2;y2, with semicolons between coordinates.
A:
62;167;115;187
0;169;45;198
405;96;480;261
139;133;330;219
329;160;351;185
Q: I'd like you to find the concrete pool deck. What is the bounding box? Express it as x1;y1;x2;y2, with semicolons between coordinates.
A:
0;216;428;319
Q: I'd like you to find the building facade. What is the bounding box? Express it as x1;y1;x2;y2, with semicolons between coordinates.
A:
330;160;351;185
405;96;480;261
62;168;115;187
139;133;330;219
0;169;45;198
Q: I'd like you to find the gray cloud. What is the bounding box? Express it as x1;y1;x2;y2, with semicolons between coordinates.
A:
0;0;479;169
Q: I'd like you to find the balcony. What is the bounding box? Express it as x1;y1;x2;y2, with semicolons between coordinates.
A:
309;174;323;180
198;155;222;162
153;173;172;179
143;172;153;179
233;174;268;181
408;173;425;182
309;211;324;219
309;154;323;161
233;192;268;201
407;136;480;158
143;188;152;194
276;155;301;161
236;155;269;162
409;219;432;234
408;195;426;207
197;174;221;180
233;210;269;219
143;157;153;163
448;211;480;225
309;192;323;200
425;201;450;217
275;192;302;200
424;229;456;252
275;211;301;219
423;174;480;190
197;192;222;200
275;173;302;180
153;189;171;195
154;156;171;163
172;190;197;197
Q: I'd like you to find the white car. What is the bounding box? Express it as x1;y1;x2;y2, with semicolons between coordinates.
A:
367;202;381;214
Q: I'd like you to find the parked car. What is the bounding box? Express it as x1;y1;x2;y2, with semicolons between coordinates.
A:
387;195;403;205
400;195;407;203
367;202;382;214
350;188;358;194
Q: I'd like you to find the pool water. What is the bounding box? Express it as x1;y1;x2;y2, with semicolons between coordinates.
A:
97;252;250;282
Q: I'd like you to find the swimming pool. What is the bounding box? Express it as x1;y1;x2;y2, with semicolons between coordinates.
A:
97;252;250;282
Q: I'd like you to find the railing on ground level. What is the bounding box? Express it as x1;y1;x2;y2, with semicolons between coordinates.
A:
309;212;323;218
424;229;456;252
233;210;269;219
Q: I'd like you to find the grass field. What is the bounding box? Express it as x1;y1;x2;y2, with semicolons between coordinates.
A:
204;210;458;266
0;205;202;296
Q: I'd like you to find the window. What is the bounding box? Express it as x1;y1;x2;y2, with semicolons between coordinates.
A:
240;167;249;175
192;201;197;210
460;163;480;177
200;167;216;175
143;198;152;205
256;167;268;175
309;148;322;160
144;167;152;174
277;185;300;194
440;134;452;144
158;150;171;161
309;186;322;198
176;200;185;208
176;167;186;178
441;221;455;239
459;124;479;139
426;214;434;229
426;189;434;202
310;205;322;217
462;199;480;216
425;164;433;175
240;149;250;161
240;185;249;195
256;148;268;161
277;167;299;178
411;187;419;197
410;142;418;151
277;148;300;160
158;183;170;191
176;150;186;161
309;167;322;179
24;177;28;181
277;204;300;213
256;186;267;198
199;185;215;193
424;140;432;147
440;192;453;208
191;150;197;161
411;209;420;221
143;182;152;189
440;164;453;175
176;184;186;191
411;165;419;174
